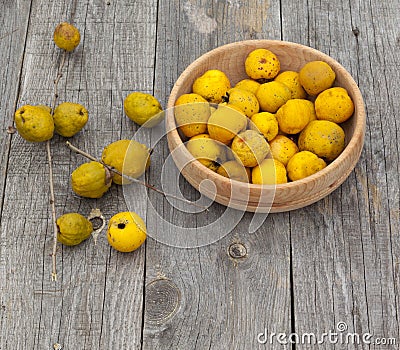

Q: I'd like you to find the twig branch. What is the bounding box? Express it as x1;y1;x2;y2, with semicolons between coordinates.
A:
52;51;67;110
65;141;209;211
46;141;58;281
49;50;67;282
0;28;19;41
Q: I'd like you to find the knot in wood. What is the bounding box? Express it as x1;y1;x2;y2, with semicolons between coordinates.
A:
228;242;247;259
145;279;180;324
352;27;360;36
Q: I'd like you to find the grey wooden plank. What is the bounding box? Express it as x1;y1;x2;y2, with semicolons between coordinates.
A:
281;0;400;348
0;0;157;348
281;0;360;347
1;1;399;349
0;0;32;215
143;1;291;349
347;0;400;346
0;1;34;349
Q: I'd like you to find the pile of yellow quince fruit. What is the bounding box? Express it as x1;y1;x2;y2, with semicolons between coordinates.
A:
174;48;355;185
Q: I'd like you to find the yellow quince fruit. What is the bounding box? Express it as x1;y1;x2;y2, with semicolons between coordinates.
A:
124;92;164;127
102;139;151;185
57;213;93;246
53;102;88;137
107;212;147;252
14;105;54;142
53;22;81;51
71;161;112;198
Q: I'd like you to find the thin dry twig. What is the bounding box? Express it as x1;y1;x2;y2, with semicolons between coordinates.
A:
49;50;67;282
47;141;58;281
65;141;209;211
0;28;19;41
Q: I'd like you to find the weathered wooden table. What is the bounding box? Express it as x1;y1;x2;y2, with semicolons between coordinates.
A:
1;0;399;349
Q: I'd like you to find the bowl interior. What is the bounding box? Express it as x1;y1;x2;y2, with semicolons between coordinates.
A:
166;40;366;212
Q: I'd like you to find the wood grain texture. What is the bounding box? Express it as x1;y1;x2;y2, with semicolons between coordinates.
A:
0;0;399;349
142;1;292;349
0;1;34;349
282;0;400;349
0;0;32;225
0;0;157;348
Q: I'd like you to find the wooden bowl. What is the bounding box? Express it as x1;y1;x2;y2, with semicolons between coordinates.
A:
166;40;366;213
